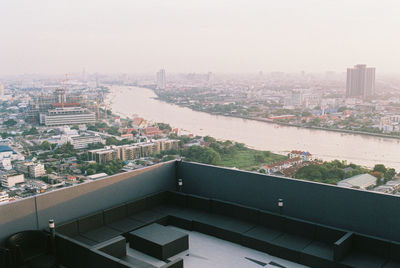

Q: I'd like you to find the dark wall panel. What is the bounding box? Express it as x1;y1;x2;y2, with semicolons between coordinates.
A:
0;197;37;244
177;161;400;241
36;162;176;229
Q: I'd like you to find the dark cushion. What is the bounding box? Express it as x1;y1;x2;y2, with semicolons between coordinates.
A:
81;226;121;243
78;212;104;233
258;211;284;231
353;235;390;259
244;225;283;242
129;210;166;224
57;220;79;237
126;198;147;216
186;194;211;211
271;233;313;252
283;217;316;238
29;254;57;268
71;235;98;246
302;241;334;260
340;250;387;268
384;260;400;268
146;192;167;209
107;218;144;233
212;199;259;223
104;205;128;224
96;236;127;259
390;241;400;262
152;204;183;217
315;225;345;244
165;191;186;207
6;231;49;263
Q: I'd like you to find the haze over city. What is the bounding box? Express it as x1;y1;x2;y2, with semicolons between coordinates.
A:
1;0;400;74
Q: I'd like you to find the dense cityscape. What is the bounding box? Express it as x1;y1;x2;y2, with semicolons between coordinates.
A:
0;66;399;205
2;1;400;267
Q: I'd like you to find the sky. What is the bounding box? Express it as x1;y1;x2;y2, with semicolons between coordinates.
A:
0;0;400;75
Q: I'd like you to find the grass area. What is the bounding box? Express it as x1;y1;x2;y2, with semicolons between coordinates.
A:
219;147;287;170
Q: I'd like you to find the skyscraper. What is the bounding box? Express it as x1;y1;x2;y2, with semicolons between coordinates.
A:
346;64;375;99
156;69;166;89
0;83;4;96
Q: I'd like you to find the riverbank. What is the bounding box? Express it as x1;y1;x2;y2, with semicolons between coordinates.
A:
153;95;400;141
105;85;400;170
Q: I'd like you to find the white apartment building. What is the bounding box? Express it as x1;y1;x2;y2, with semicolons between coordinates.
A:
15;162;46;178
1;173;25;188
40;107;96;126
29;163;46;178
0;191;9;203
70;135;102;149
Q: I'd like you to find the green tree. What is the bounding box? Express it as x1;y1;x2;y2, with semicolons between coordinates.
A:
40;141;52;150
157;123;172;131
254;153;265;163
373;164;387;174
203;136;216;143
384;168;396;181
3;119;17;127
23;127;38;136
182;146;221;165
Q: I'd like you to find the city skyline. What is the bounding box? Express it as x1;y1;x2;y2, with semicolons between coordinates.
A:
1;0;400;75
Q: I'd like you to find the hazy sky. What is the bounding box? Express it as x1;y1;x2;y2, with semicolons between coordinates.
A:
1;0;400;74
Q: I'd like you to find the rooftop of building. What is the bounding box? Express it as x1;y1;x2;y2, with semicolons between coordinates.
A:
0;145;14;153
338;173;377;188
1;161;400;268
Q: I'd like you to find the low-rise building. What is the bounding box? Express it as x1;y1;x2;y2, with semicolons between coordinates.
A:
40;107;96;126
1;158;12;170
88;146;120;164
338;174;377;190
88;139;179;163
289;150;313;161
29;163;46;178
261;157;303;174
0;191;9;203
1;172;25;188
120;145;141;161
15;161;46;178
144;127;163;136
70;134;102;149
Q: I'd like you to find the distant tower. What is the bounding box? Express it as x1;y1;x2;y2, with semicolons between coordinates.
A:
156;69;166;89
0;83;4;96
346;64;375;99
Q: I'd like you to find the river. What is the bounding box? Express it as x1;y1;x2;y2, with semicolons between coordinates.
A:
106;86;400;170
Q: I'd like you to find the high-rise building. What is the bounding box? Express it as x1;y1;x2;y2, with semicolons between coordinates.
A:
156;69;166;89
346;64;375;99
0;83;4;96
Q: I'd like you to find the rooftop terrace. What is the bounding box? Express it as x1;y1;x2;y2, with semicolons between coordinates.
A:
1;160;400;268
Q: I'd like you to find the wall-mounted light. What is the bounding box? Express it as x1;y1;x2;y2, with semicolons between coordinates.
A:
278;198;283;207
49;219;55;239
178;179;183;192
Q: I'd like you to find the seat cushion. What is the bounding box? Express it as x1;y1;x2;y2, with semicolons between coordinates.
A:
244;225;283;242
340;251;387;268
302;240;333;260
29;254;57;268
129;210;167;223
106;218;144;233
81;226;121;243
272;233;313;251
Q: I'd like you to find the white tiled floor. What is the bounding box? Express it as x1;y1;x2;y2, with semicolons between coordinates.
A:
126;226;309;268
